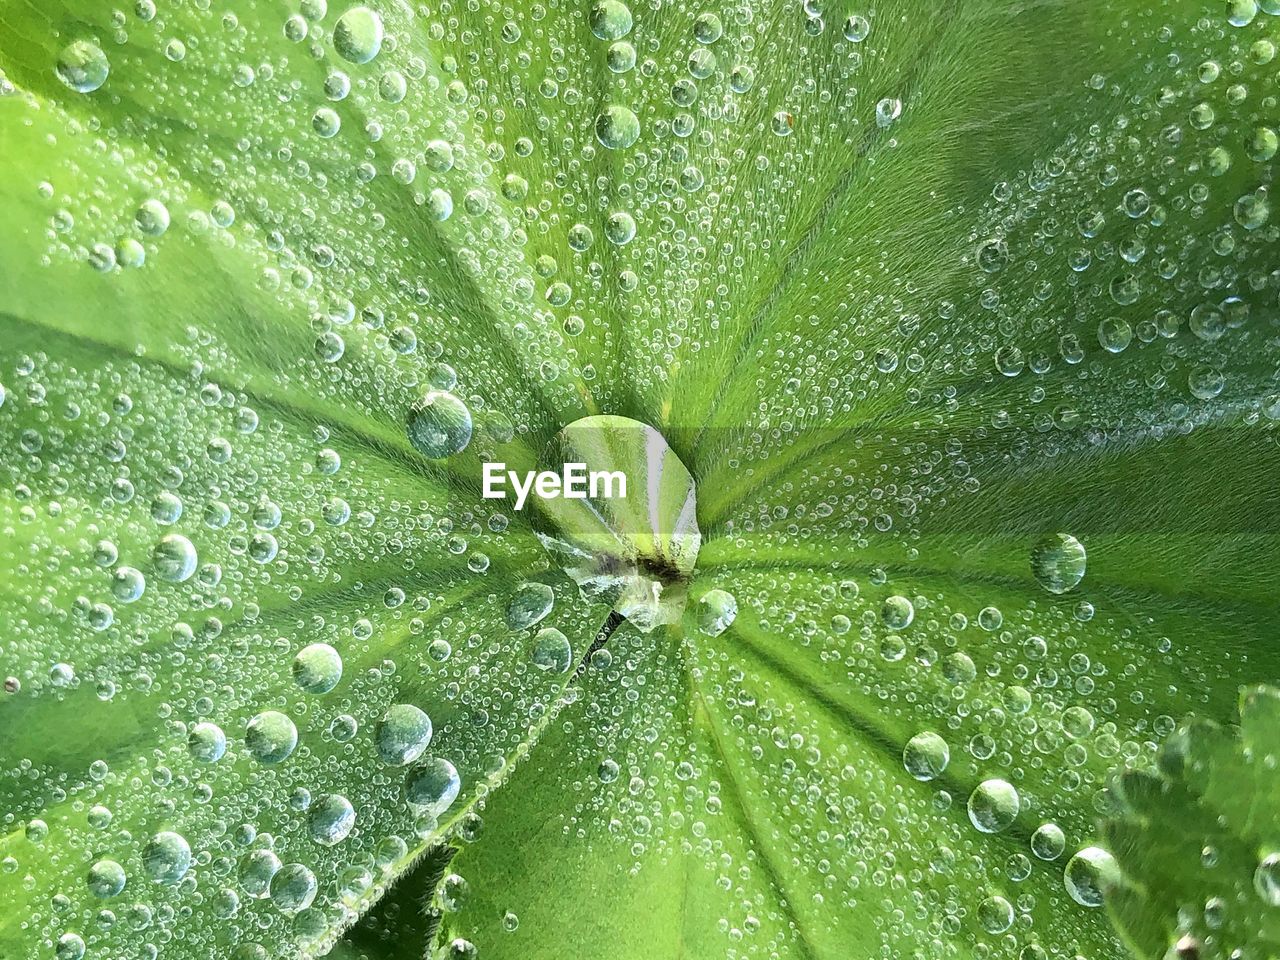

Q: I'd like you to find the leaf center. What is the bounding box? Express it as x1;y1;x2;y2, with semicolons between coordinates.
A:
531;416;700;632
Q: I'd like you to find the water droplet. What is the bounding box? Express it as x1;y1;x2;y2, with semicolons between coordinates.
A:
152;534;197;582
142;831;192;885
56;934;85;960
903;731;949;781
875;97;903;128
589;0;633;40
1030;533;1087;594
1064;846;1119;907
245;710;298;764
111;566;146;603
1061;705;1095;739
406;757;462;816
407;390;473;458
881;595;914;630
1031;822;1067;860
842;14;870;41
506;582;554;630
1255;852;1280;905
595;104;641;149
695;589;738;637
604;210;637;245
87;859;127;898
55;40;109;93
531;627;572;673
968;779;1020;834
189;721;227;762
308;794;356;845
270;863;318;913
1097;317;1133;353
977;894;1014;934
239;849;281;899
377;704;434;765
333;6;383;63
292;643;343;694
1226;0;1258;26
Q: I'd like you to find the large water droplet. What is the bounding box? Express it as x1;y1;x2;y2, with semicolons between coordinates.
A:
1254;852;1280;906
376;704;434;765
1063;846;1119;907
1031;822;1067;860
531;627;572;673
903;731;950;781
881;595;914;630
188;721;227;762
407;390;472;458
142;831;191;885
152;534;197;582
270;863;318;913
595;105;641;150
245;710;298;764
695;589;737;637
968;779;1020;834
55;40;109;93
406;757;461;816
308;794;356;845
589;0;633;39
292;643;343;694
333;6;383;63
506;582;555;630
87;859;127;898
1030;533;1087;594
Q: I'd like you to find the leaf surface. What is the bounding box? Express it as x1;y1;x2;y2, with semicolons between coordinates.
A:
0;1;1277;959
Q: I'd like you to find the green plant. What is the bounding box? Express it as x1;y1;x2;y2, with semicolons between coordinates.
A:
0;1;1277;959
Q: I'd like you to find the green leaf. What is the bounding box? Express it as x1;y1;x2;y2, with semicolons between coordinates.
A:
1103;685;1280;960
0;0;1278;959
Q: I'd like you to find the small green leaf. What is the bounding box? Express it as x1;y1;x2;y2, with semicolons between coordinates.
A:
1104;686;1280;960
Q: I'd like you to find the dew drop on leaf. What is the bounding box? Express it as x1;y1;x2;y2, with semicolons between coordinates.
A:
881;595;914;630
376;704;433;766
903;731;950;781
968;779;1020;834
270;863;318;914
244;710;298;764
55;933;84;960
142;831;192;885
333;6;383;64
695;589;737;637
55;40;109;93
1063;846;1119;907
589;0;633;40
977;894;1014;934
405;757;462;816
407;390;473;459
239;850;282;899
308;794;356;846
842;15;870;42
506;582;554;631
1255;853;1280;906
86;859;126;899
152;533;197;582
595;105;641;150
188;721;227;763
1030;533;1087;594
531;627;572;673
292;643;343;694
1031;822;1067;861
